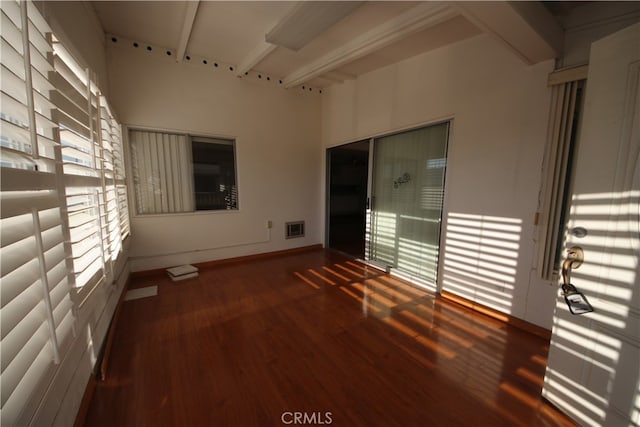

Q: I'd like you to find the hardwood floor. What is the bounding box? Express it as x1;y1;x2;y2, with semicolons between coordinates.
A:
84;249;575;426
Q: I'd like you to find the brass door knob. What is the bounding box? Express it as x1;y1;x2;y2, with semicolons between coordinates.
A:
561;246;584;286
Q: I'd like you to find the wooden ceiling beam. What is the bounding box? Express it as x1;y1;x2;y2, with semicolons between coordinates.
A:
282;2;458;89
175;1;200;63
235;41;277;77
455;1;563;65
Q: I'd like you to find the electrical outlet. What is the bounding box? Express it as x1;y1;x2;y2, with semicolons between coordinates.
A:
267;220;273;229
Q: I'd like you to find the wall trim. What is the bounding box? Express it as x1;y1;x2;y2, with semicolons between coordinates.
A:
130;244;324;278
72;376;96;427
440;290;552;340
325;114;455;149
98;275;131;381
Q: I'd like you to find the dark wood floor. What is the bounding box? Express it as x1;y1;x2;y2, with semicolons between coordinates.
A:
85;248;575;427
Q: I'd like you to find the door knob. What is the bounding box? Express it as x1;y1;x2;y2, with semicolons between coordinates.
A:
560;246;593;315
561;246;584;287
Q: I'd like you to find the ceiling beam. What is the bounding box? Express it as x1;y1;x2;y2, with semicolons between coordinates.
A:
324;70;356;81
235;41;277;77
266;2;364;52
314;70;357;85
282;2;458;88
455;1;563;65
175;1;200;63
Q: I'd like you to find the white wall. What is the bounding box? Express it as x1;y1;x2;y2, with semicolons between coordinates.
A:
321;34;557;329
106;43;322;271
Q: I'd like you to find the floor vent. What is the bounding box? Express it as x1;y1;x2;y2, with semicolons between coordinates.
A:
285;221;305;239
166;264;199;281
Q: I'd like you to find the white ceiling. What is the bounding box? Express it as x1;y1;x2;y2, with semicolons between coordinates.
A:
92;1;564;89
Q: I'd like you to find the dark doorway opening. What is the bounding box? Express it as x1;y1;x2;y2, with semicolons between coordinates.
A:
327;141;369;258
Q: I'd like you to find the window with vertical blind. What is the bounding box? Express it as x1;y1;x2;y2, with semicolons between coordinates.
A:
0;1;130;425
537;76;585;280
129;129;238;214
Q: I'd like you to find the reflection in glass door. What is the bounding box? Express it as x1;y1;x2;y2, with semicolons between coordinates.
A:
368;122;449;285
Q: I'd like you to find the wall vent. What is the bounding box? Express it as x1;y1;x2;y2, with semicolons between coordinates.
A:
285;221;305;239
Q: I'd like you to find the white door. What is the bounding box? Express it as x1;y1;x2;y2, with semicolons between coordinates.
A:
542;23;640;426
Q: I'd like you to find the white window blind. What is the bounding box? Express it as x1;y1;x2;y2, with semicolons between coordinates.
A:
129;130;194;214
0;1;130;424
538;79;584;280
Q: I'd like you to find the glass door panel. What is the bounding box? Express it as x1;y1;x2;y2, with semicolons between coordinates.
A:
368;122;449;284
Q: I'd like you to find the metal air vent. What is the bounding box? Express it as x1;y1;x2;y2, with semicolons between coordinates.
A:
285;221;305;239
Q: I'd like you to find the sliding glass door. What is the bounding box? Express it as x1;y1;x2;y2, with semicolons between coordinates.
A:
368;122;449;284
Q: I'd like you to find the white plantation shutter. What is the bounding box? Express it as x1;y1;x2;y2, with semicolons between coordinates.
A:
52;39;130;291
65;186;104;290
1;2;33;168
1;0;56;173
105;101;130;238
53;40;98;178
0;1;129;424
0;2;75;424
1;197;75;425
1;194;57;424
99;99;125;259
26;2;57;167
52;39;104;292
